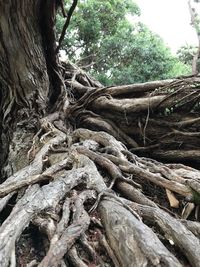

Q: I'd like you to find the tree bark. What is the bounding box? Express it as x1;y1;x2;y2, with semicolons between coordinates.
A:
0;0;49;178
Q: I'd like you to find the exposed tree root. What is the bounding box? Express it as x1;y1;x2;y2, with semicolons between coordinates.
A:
1;112;200;266
66;67;200;164
1;58;200;266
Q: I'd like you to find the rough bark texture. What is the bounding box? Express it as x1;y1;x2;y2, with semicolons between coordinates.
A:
1;1;200;267
0;0;49;178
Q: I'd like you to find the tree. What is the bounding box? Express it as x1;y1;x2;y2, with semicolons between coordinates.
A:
188;0;200;73
177;44;198;65
56;0;190;85
1;1;200;267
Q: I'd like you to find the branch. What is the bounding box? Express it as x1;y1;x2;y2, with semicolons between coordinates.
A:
56;0;78;53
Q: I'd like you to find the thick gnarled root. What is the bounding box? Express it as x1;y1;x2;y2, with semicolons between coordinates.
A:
1;124;200;266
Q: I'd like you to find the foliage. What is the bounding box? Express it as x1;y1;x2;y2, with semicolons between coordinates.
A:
56;0;191;85
177;44;198;65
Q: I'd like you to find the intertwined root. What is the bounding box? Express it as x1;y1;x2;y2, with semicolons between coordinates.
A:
66;67;200;165
1;63;200;266
1;118;200;266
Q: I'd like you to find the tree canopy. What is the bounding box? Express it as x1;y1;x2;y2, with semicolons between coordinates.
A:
56;0;191;85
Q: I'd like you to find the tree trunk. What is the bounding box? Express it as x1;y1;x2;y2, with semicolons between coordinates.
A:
0;1;200;267
188;0;200;74
0;0;49;177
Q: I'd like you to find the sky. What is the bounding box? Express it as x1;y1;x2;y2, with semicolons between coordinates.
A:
133;0;199;53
